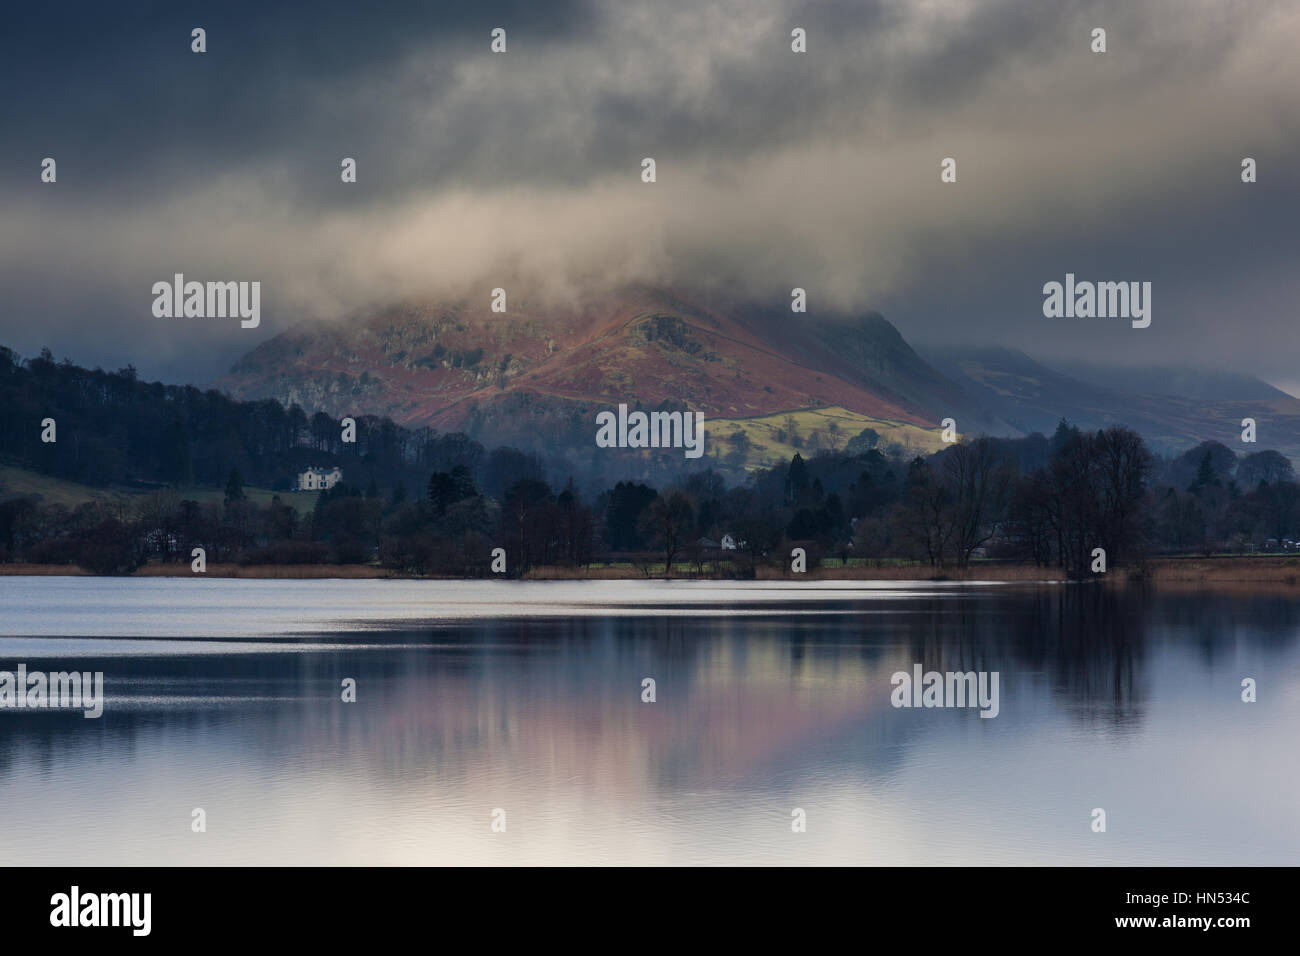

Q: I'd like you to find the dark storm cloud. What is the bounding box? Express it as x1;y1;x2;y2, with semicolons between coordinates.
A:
0;0;1297;386
0;0;589;197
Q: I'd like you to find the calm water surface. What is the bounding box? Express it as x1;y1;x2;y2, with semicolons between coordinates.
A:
1;577;1297;865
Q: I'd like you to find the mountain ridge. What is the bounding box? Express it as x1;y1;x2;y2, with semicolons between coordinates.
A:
218;290;1300;465
219;288;1001;455
921;344;1300;463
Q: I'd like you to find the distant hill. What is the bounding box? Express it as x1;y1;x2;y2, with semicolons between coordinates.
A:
920;346;1131;437
1051;362;1292;403
0;345;436;496
922;345;1300;463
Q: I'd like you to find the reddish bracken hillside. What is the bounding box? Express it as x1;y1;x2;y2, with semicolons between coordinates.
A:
217;287;996;450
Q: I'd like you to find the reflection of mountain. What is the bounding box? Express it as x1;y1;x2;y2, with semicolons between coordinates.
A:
9;587;1297;785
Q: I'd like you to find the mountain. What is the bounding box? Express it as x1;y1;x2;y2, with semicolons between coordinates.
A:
218;288;1003;459
922;345;1300;463
218;289;1300;467
1051;362;1293;404
919;346;1132;437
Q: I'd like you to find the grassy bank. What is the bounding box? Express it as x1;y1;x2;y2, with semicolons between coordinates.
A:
1134;556;1300;588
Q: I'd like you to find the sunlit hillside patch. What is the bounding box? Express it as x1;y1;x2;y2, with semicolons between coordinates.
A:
703;406;952;470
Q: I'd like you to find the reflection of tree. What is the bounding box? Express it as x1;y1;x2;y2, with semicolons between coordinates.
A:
904;586;1148;728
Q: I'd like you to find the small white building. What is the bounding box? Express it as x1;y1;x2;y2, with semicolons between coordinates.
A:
297;466;342;491
720;533;738;550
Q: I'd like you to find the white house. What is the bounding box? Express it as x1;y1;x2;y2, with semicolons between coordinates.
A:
297;466;342;491
720;533;738;550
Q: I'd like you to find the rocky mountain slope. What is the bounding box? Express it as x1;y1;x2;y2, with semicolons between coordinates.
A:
219;288;1004;455
218;288;1300;465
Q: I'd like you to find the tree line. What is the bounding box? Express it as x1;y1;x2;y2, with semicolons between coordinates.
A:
3;419;1296;576
2;346;1297;575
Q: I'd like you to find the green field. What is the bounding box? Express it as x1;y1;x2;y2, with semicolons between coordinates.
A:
169;485;317;513
0;465;317;513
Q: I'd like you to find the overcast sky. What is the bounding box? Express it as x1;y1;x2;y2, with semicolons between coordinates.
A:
2;0;1297;393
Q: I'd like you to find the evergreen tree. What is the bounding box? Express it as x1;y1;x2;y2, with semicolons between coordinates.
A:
224;467;246;503
1189;451;1219;494
784;453;810;505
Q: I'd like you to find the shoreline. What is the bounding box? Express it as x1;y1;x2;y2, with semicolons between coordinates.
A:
1;556;1297;587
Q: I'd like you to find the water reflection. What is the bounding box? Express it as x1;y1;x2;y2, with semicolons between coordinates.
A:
1;581;1297;865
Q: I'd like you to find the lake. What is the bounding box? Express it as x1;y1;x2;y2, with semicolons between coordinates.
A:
1;577;1297;865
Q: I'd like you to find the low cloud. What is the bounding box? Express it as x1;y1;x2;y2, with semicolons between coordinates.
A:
1;0;1297;382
